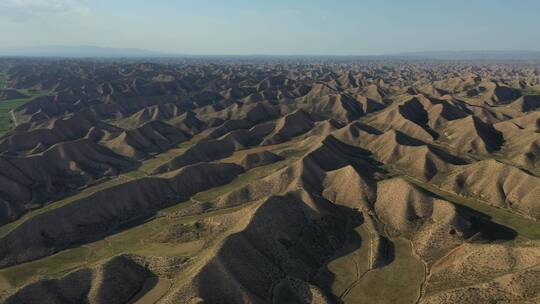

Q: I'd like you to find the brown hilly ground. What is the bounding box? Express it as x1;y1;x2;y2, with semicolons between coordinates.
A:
0;58;539;304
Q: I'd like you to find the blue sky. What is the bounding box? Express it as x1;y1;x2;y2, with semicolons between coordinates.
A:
1;0;539;55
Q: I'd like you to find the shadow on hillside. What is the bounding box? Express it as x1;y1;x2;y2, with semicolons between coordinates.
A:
456;204;518;241
194;196;395;304
313;207;395;303
413;184;517;242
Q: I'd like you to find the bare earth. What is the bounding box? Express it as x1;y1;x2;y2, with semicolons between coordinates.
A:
0;57;539;303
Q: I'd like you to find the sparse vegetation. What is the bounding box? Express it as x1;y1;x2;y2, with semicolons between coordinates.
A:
405;175;540;240
523;86;540;96
0;97;30;135
1;59;540;304
0;176;132;239
0;89;53;135
340;238;424;303
0;74;7;89
124;132;209;178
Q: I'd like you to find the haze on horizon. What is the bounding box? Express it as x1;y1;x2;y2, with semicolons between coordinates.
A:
1;0;540;56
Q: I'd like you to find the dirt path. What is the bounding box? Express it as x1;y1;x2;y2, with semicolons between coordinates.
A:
339;223;375;300
9;111;16;126
121;174;135;181
339;267;371;300
128;277;171;304
410;240;428;304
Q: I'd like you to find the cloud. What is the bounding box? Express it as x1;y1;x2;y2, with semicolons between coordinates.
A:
0;0;88;20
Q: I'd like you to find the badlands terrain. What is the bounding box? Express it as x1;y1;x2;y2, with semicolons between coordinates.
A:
0;58;539;303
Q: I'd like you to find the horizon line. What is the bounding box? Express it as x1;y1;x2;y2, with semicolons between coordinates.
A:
1;45;540;58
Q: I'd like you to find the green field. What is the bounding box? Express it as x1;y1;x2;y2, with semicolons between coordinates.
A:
345;238;424;304
523;86;540;96
0;89;54;135
314;224;370;299
0;98;32;135
0;176;132;239
0;189;254;289
124;131;211;179
320;234;425;304
0;152;294;289
0;74;7;89
404;175;540;240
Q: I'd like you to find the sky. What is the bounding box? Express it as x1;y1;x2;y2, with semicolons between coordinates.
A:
0;0;539;55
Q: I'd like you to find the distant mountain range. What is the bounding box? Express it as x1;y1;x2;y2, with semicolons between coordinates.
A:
390;50;540;60
0;45;175;58
1;46;540;60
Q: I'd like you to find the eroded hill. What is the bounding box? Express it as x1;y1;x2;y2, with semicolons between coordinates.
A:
0;58;539;304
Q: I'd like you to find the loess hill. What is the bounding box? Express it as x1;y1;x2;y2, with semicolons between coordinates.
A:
0;58;539;304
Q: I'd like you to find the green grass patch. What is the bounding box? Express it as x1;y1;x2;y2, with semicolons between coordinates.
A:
404;176;540;240
0;246;92;288
523;86;540;96
124;147;189;178
0;74;7;89
0;155;284;289
0;89;54;135
314;224;370;298
0;196;252;289
340;237;425;304
18;88;54;98
193;158;293;203
0;134;309;291
0;98;32;135
124;133;210;178
0;176;131;239
0;213;182;288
